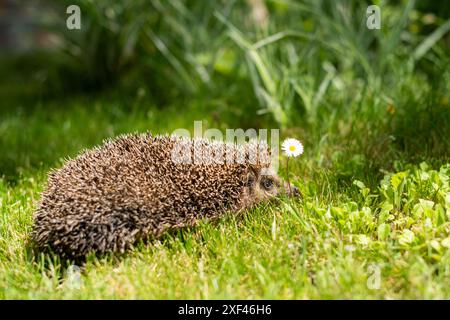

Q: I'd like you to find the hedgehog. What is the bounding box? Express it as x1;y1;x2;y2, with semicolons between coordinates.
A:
31;133;298;260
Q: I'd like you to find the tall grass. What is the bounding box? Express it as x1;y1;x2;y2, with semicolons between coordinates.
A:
38;1;448;114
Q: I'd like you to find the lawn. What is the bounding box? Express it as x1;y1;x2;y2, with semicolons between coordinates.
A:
0;95;449;299
0;0;449;299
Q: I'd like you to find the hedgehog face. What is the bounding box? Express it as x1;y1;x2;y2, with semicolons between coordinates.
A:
243;166;298;208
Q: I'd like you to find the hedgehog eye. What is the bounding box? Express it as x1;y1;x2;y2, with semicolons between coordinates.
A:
261;178;274;190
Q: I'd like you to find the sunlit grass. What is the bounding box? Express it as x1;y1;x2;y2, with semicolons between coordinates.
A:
0;97;449;299
0;0;449;300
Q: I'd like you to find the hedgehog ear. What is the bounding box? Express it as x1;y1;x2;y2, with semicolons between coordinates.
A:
247;165;261;187
246;167;259;187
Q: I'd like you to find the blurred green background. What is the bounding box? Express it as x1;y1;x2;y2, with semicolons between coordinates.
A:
0;0;449;181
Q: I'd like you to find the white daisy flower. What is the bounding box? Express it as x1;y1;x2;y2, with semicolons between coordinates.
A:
282;138;304;157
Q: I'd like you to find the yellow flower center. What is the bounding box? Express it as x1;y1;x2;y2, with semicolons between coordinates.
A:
289;146;296;151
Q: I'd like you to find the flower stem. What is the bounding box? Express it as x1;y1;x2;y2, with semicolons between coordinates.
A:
286;157;292;194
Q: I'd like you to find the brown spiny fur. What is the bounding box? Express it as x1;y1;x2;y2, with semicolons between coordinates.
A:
31;133;295;260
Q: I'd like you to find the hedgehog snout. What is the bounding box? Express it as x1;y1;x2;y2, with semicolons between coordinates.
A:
291;186;300;197
283;182;301;198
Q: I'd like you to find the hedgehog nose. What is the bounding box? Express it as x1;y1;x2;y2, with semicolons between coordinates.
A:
284;183;300;197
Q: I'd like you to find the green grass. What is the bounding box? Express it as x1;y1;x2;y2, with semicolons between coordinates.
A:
1;0;449;300
0;95;449;299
